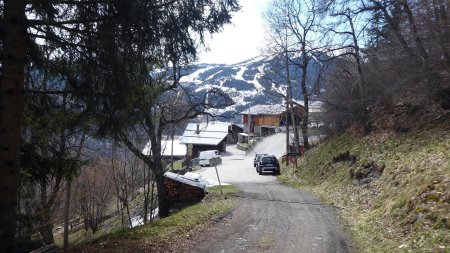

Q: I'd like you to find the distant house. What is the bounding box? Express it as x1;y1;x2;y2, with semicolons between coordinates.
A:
240;104;305;135
227;123;244;143
142;136;187;161
180;121;235;157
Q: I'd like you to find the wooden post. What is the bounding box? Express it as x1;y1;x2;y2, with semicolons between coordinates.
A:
213;159;223;196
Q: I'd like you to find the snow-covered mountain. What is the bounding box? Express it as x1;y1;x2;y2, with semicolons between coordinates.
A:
179;55;323;120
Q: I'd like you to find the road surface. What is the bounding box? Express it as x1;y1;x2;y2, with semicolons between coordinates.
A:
193;133;352;253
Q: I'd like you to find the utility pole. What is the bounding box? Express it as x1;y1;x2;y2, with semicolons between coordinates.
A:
170;128;174;171
247;107;251;146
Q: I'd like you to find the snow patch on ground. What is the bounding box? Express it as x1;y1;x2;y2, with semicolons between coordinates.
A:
131;208;159;228
234;66;247;81
180;66;215;83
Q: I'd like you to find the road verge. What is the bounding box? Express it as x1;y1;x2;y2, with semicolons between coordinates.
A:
278;127;450;252
64;185;240;252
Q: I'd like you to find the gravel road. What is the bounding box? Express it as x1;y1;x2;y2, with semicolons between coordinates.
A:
193;133;352;253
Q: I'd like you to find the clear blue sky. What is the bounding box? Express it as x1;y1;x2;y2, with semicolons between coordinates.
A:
197;0;270;65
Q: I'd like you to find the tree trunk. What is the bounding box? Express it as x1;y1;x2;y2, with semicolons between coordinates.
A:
0;1;26;251
118;130;170;218
154;124;170;218
39;220;55;245
347;12;365;103
39;182;55;245
371;0;416;58
402;0;428;60
155;171;169;217
124;185;132;228
301;43;310;150
285;49;299;152
143;163;149;224
149;179;156;222
63;180;72;248
286;112;290;153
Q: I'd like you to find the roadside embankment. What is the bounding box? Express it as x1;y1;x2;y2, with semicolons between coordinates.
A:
64;185;239;252
279;126;450;252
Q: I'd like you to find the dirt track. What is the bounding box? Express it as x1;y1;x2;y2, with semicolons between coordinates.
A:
193;134;352;253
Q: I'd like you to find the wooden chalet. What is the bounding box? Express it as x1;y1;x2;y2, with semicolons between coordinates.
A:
164;172;206;207
240;104;305;135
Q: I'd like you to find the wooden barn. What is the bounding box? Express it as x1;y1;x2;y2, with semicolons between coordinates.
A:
240;104;305;135
164;172;206;207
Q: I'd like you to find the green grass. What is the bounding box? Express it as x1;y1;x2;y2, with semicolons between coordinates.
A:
112;185;238;239
165;160;184;170
65;185;239;252
279;127;450;253
237;142;249;150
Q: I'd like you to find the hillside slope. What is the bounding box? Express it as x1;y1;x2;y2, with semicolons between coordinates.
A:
279;126;450;252
179;55;322;119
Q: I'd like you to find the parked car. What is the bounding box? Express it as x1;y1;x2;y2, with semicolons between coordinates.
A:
257;155;280;175
254;153;267;167
199;150;221;166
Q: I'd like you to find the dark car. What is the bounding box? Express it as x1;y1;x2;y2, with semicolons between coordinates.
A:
253;153;267;167
257;155;280;175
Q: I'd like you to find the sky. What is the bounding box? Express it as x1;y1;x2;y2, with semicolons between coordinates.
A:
197;0;270;65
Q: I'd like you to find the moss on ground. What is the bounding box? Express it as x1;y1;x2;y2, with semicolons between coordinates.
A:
279;127;450;253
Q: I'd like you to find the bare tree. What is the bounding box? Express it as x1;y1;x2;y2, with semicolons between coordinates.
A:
77;158;113;234
264;0;323;149
63;133;86;248
317;0;450;133
118;84;234;218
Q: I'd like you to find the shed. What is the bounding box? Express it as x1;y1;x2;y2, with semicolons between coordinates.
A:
164;172;206;207
180;122;229;157
227;123;244;144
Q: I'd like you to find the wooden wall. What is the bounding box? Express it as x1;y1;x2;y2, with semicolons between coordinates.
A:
192;139;226;158
164;177;205;207
254;115;281;127
242;114;281;127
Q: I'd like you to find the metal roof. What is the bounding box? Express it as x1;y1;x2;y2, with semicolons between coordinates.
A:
240;104;287;115
180;122;229;146
164;172;206;190
142;136;187;157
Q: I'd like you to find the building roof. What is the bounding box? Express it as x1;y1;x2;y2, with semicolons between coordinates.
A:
179;122;229;146
142;136;187;157
164;172;206;190
240;104;287;115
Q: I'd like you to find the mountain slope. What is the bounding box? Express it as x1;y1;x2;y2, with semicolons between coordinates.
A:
180;55;322;119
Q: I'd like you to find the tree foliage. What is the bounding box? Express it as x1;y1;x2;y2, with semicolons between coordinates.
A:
1;0;239;250
317;0;450;132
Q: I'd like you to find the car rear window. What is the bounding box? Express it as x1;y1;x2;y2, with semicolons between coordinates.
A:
262;157;277;162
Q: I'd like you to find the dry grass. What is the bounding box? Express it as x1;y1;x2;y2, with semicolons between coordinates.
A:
63;185;239;252
279;126;450;252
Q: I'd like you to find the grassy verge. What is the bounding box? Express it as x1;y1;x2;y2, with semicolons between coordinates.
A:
166;160;184;170
279;127;450;253
64;185;239;252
